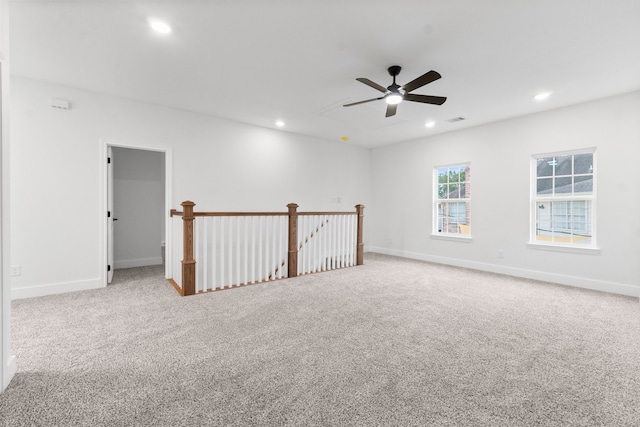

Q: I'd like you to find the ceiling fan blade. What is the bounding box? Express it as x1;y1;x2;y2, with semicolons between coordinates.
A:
343;97;384;107
403;93;447;105
401;70;441;93
385;103;398;117
356;78;388;93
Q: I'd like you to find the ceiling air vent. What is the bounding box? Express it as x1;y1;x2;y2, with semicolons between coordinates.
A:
447;117;465;123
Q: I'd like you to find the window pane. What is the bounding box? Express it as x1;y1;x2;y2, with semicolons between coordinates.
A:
448;167;460;183
438;184;447;199
573;175;593;195
574;153;593;174
535;200;592;245
438;168;448;184
459;183;466;198
537;157;554;177
447;183;459;199
535;202;551;241
554;177;572;194
555;155;572;176
537;178;553;195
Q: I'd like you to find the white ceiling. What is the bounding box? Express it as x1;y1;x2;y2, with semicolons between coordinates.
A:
9;0;640;148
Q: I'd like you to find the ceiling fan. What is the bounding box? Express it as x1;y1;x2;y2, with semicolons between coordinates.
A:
343;65;447;117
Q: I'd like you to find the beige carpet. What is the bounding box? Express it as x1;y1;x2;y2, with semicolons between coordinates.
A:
1;253;639;426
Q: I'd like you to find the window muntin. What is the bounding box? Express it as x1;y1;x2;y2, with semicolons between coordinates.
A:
532;150;595;247
435;164;470;236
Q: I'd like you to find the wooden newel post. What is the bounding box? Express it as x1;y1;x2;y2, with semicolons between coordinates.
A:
287;203;299;278
355;204;365;265
181;200;196;296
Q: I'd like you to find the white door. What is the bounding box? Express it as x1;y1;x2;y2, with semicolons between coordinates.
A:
107;146;114;283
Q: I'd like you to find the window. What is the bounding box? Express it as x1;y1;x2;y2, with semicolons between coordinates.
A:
434;164;471;236
532;149;595;247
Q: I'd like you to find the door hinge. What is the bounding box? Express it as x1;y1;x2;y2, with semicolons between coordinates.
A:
108;211;111;218
108;157;111;164
107;265;111;272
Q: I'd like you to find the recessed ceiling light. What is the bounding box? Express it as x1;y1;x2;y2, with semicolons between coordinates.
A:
534;92;552;101
425;121;435;128
149;19;172;34
275;120;285;127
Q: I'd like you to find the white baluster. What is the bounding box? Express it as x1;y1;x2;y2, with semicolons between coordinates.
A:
344;215;349;267
271;216;276;280
340;214;345;268
347;215;354;267
347;215;355;267
243;216;248;286
251;216;256;284
220;216;226;289
312;215;318;273
297;215;303;275
265;216;271;281
308;215;312;274
303;215;307;274
236;216;240;286
202;217;208;291
211;217;217;290
277;216;283;279
321;216;326;272
258;216;263;282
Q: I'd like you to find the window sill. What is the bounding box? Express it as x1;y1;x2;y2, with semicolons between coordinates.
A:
431;234;473;243
526;242;601;255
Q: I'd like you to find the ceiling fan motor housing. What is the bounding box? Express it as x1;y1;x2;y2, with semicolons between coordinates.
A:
388;65;402;77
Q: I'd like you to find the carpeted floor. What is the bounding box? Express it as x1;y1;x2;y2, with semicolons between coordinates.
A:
1;253;639;426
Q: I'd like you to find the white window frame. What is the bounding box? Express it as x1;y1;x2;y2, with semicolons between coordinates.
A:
432;163;471;239
529;148;598;253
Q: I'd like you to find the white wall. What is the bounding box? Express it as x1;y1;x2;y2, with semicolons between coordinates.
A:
112;147;164;269
10;76;371;298
370;91;640;296
0;0;15;393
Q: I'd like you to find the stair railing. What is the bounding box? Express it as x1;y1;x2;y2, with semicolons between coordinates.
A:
169;201;364;296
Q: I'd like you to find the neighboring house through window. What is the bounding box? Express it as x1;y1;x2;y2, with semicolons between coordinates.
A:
532;149;595;247
434;163;471;236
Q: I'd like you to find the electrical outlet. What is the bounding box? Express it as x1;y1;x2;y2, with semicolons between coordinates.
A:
11;265;21;276
497;250;504;259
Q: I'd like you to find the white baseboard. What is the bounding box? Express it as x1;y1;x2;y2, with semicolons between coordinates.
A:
367;247;640;298
2;355;16;392
11;277;104;300
114;257;162;269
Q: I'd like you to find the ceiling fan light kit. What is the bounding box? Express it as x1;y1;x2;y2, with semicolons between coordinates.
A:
385;93;403;105
344;65;447;117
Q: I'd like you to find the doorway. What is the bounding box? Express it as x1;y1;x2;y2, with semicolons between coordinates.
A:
103;141;172;285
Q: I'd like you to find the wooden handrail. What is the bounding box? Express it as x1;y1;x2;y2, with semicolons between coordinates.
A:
170;201;364;296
